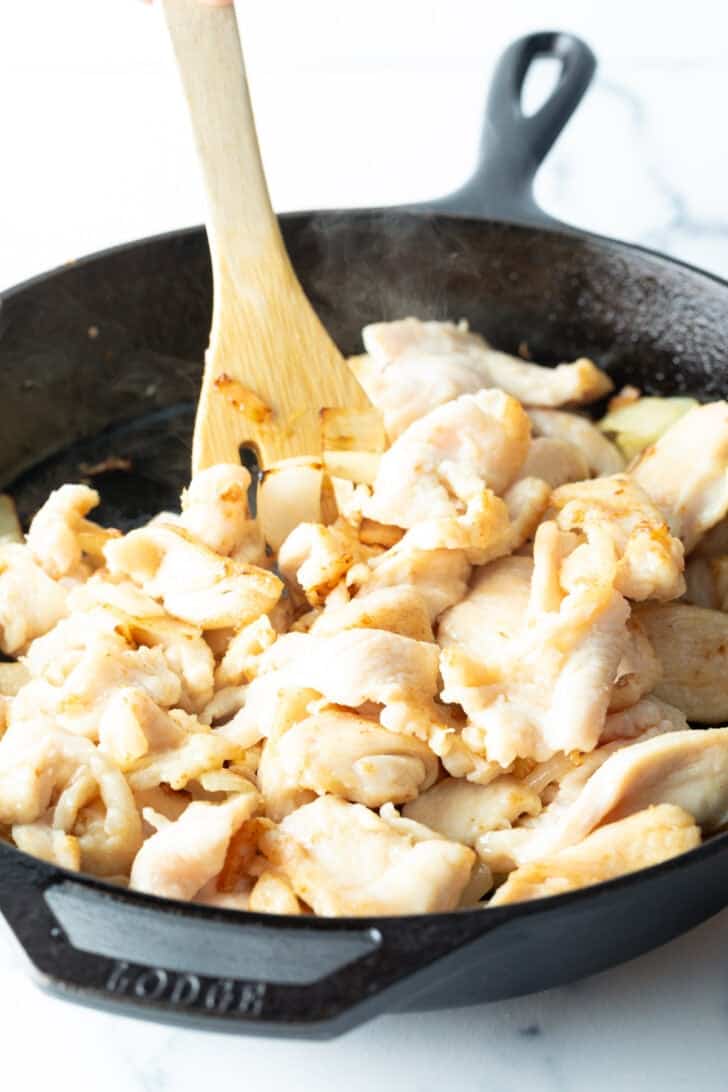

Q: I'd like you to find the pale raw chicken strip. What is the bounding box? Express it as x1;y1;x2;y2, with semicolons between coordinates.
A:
363;389;530;528
258;707;438;819
356;319;611;440
130;791;259;901
551;474;685;602
528;408;625;476
260;795;474;915
489;804;700;905
631;402;728;551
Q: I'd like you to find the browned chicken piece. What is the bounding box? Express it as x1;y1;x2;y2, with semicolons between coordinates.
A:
104;523;282;629
489;804;700;906
357;545;472;622
310;585;435;643
354;318;611;440
180;464;264;563
551;474;685;602
631;402;728;551
26;483;116;579
260;794;475;915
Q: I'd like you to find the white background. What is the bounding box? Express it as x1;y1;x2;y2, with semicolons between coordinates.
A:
2;2;728;1090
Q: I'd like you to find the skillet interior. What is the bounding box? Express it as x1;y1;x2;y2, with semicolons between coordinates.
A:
3;212;728;1035
3;211;728;523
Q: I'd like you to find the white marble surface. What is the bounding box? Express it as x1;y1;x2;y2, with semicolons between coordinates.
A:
2;0;728;1087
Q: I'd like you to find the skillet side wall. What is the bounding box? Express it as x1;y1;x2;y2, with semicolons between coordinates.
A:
2;213;728;524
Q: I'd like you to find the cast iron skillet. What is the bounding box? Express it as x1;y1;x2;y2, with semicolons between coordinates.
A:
1;31;728;1040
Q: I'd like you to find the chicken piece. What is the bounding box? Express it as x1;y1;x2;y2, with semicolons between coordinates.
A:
98;687;187;770
311;585;434;643
528;408;625;476
438;556;533;669
601;696;689;743
258;708;439;819
260;795;474;915
11;823;82;870
631;402;728;551
363;389;530;529
440;523;630;766
127;720;246;792
215;615;278;688
503;478;552;551
249;870;302;915
0;720;142;875
403;775;541;846
257;628;439;708
638;602;728;722
518;437;590;489
0;544;68;654
278;519;378;607
26;483;116;579
15;634;182;740
360;545;471;621
609;617;661;712
489;804;700;906
551;474;685;602
130;791;260;901
104;523;282;629
180;464;263;562
354;319;611;440
391;487;514;567
684;555;728;612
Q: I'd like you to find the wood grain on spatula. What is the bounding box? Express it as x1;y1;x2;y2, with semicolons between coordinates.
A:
161;0;369;472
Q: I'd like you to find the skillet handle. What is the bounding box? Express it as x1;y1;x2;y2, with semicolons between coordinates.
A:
421;31;596;226
0;846;504;1038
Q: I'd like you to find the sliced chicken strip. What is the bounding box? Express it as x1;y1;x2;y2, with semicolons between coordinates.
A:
355;318;611;440
180;464;263;562
438;556;533;669
684;555;728;612
26;483;117;579
0;720;142;875
363;389;530;529
403;776;541;846
440;524;630;765
278;519;378;607
518;437;590;489
260;795;474;916
489;804;700;906
609;617;662;713
311;585;434;643
528;408;625;476
130;791;260;901
258;708;438;819
0;544;68;655
551;474;685;602
360;545;471;621
638;602;728;722
631;401;728;551
104;523;282;629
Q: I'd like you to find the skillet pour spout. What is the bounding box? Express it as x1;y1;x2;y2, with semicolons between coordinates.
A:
3;31;728;1038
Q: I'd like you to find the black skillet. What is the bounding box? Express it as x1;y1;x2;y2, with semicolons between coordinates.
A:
1;31;728;1039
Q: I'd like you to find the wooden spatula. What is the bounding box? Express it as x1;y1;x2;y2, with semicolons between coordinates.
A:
161;0;369;472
